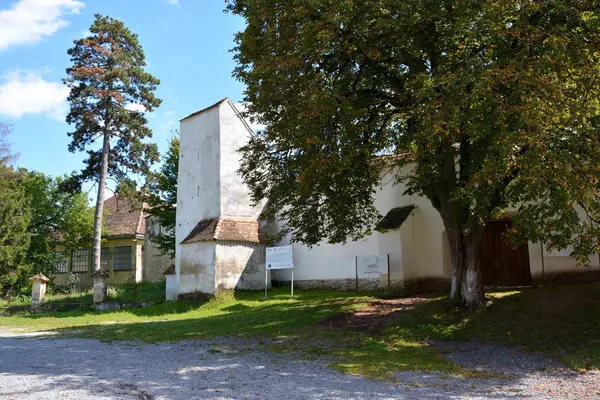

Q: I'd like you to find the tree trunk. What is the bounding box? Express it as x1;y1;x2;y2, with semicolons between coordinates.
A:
91;132;110;304
445;228;463;301
460;239;485;310
442;214;485;309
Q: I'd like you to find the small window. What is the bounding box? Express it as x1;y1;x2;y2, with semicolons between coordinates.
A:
100;247;110;270
113;246;132;271
54;251;68;273
71;248;89;273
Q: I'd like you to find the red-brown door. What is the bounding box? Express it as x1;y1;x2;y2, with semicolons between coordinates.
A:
479;220;532;287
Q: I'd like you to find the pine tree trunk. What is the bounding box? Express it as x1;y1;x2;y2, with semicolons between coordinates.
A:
92;132;110;304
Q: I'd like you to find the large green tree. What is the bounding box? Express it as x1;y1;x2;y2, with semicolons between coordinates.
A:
146;135;179;259
0;165;30;296
64;14;161;301
228;0;600;308
23;172;94;275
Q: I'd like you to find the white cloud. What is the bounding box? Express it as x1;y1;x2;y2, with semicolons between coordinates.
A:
0;0;85;51
125;103;147;113
165;0;179;5
0;70;69;120
235;103;266;132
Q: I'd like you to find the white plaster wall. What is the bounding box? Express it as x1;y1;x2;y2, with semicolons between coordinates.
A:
275;234;380;282
215;242;266;290
179;241;216;295
273;166;450;284
176;105;221;295
219;101;265;218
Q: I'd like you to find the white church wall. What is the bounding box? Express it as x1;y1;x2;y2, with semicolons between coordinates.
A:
176;105;221;296
215;242;267;291
218;102;265;218
179;242;216;295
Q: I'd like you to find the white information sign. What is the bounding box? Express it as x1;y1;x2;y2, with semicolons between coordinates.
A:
266;245;294;269
356;254;388;276
264;245;294;300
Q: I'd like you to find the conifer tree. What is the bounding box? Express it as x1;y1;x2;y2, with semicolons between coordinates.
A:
65;14;161;302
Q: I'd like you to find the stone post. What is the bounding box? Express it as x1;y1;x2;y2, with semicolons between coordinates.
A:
29;274;50;313
92;269;110;304
164;265;177;301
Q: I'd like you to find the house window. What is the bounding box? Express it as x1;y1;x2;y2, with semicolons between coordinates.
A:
54;251;68;273
113;246;132;271
71;248;89;273
100;247;110;270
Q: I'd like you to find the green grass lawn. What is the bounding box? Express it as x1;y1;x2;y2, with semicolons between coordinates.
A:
1;283;599;379
0;281;166;311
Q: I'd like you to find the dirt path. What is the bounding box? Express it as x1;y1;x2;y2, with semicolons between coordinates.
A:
0;329;597;399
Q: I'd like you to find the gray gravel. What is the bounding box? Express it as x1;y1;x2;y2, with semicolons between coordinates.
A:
0;329;598;399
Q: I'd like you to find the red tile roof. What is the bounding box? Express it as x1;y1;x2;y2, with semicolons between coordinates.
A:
103;195;146;238
181;216;262;244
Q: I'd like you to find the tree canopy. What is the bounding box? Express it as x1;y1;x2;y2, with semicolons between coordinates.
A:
145;135;179;259
228;0;600;308
0;165;30;295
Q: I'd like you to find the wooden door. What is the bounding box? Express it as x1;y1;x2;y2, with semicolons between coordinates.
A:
479;220;532;287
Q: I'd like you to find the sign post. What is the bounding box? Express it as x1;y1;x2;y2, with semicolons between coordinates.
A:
355;254;389;291
265;245;294;300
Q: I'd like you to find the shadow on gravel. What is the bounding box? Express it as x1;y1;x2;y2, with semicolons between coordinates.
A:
0;332;572;399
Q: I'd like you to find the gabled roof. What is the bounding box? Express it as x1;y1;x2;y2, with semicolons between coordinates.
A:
181;216;262;244
375;205;415;232
103;195;146;238
179;97;255;135
180;98;229;122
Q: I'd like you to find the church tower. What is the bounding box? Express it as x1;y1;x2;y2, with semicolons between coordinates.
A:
174;98;266;296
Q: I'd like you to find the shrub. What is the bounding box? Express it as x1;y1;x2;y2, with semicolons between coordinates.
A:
64;273;80;295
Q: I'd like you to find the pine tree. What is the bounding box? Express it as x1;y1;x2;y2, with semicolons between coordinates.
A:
64;14;161;302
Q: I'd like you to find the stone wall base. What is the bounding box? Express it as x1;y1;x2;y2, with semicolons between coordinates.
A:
273;277;451;293
532;269;600;285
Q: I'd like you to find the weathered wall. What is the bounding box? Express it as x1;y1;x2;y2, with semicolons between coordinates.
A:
218;102;265;218
143;216;174;282
176;105;221;295
215;242;267;291
175;99;268;296
179;241;216;295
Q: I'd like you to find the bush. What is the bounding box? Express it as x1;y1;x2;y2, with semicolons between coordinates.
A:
64;273;80;295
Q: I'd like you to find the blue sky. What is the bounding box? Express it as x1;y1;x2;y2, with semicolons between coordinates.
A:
0;0;249;190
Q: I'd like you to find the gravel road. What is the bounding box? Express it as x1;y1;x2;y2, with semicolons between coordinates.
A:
0;329;598;399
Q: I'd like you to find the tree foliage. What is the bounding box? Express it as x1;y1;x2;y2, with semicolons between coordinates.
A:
64;14;161;280
0;165;30;295
146;135;179;258
23;172;94;273
0;123;18;164
228;0;600;308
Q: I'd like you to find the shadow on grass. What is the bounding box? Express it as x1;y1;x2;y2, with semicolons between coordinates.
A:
388;282;600;370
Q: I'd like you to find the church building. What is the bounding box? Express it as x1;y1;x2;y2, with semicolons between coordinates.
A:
172;98;597;298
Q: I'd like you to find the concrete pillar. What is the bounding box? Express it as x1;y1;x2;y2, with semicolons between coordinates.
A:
29;274;50;312
92;270;110;304
164;265;177;301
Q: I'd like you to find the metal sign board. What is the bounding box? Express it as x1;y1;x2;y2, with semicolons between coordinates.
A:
266;245;293;270
356;254;387;276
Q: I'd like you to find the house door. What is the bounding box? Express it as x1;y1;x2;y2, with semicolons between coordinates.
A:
479;219;532;287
